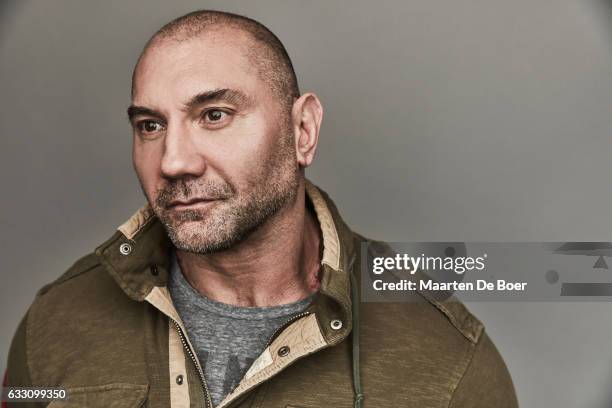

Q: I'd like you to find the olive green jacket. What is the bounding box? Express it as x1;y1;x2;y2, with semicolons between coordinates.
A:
5;180;518;408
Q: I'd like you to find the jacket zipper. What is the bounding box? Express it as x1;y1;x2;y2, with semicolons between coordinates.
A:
171;319;213;408
205;311;314;408
167;306;312;408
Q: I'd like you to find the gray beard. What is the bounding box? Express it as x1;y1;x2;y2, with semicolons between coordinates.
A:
145;136;299;254
158;174;298;254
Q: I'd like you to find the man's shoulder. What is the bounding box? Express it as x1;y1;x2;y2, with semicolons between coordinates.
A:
25;249;145;337
28;250;136;327
36;252;103;297
8;250;152;388
350;233;517;406
351;232;484;345
6;253;103;382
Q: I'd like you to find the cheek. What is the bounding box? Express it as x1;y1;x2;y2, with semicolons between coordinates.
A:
205;115;274;178
237;129;282;183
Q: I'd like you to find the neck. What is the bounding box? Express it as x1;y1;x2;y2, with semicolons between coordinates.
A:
174;182;322;307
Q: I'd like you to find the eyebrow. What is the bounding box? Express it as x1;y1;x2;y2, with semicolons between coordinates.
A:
183;88;254;110
126;106;163;122
126;88;254;122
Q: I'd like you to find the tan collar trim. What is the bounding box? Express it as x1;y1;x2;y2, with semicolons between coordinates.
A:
168;319;190;407
145;286;184;327
145;286;206;404
145;286;200;364
117;203;155;240
305;180;341;271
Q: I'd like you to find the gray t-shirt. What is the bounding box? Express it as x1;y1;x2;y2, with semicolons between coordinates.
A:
168;250;316;407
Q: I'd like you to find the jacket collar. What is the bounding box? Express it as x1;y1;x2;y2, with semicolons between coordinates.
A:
95;179;357;344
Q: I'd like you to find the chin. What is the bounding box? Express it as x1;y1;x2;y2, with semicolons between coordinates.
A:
169;223;239;254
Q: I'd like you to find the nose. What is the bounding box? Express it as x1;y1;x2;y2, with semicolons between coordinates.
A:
160;122;206;179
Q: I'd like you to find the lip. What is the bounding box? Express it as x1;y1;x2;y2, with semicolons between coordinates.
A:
168;198;219;210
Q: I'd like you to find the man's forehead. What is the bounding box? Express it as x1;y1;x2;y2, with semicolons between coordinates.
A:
132;30;259;102
135;34;249;80
147;26;252;59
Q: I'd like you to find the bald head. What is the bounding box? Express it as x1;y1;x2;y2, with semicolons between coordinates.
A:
133;10;300;113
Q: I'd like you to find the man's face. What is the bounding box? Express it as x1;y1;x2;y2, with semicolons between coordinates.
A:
129;30;299;254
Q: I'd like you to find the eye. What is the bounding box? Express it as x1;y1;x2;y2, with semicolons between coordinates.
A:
136;120;165;134
206;110;225;121
201;109;232;127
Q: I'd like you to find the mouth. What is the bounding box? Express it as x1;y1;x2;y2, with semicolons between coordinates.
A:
167;197;221;211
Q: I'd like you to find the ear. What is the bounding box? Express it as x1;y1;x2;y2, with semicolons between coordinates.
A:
291;92;323;168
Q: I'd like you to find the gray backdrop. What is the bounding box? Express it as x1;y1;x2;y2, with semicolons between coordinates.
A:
2;1;612;406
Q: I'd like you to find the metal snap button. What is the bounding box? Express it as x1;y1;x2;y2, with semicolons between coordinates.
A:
176;374;184;385
330;319;343;330
150;265;159;276
119;243;132;255
277;346;290;357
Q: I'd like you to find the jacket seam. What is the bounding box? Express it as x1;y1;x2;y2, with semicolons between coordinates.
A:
51;261;100;287
446;330;482;408
360;236;482;344
249;382;270;408
435;300;477;344
37;260;101;297
23;308;35;387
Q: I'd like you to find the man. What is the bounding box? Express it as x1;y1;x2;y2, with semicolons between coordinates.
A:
4;10;518;408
